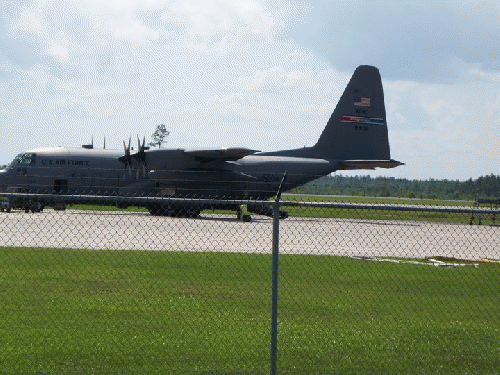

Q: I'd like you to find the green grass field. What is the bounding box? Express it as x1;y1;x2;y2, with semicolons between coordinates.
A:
1;247;499;373
280;194;493;224
281;193;474;206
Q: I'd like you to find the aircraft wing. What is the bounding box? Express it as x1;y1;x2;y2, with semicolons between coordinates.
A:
184;147;260;162
338;159;404;170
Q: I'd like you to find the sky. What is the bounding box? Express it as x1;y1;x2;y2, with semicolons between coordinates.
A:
0;0;499;181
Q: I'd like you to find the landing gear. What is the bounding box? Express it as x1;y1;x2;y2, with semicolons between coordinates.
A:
247;204;288;219
32;201;44;213
236;205;252;222
3;200;44;213
116;202;130;209
24;201;44;213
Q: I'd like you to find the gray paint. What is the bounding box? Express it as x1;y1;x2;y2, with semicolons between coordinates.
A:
0;66;402;216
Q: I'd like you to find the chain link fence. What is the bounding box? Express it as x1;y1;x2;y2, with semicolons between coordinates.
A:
1;192;499;373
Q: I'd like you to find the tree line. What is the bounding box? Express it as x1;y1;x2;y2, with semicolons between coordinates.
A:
289;174;500;201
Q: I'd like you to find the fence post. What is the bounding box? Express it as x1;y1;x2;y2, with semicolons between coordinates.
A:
270;172;287;375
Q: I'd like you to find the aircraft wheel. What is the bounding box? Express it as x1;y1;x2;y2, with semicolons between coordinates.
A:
186;208;201;218
33;202;44;212
53;202;66;211
148;204;165;216
168;207;183;217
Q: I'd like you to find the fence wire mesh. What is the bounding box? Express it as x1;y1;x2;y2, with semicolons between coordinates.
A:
1;192;499;373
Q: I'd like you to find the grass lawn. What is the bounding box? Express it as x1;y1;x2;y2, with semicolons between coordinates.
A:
1;247;499;373
279;194;492;224
67;204;149;212
281;193;475;207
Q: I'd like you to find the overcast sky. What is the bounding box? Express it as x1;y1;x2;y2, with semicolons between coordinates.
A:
1;0;499;180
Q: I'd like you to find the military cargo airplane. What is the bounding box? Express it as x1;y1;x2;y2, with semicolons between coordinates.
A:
0;65;403;218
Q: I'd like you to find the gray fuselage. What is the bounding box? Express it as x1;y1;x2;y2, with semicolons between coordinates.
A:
0;147;338;200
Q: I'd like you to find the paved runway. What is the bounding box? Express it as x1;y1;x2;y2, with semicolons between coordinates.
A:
0;209;498;260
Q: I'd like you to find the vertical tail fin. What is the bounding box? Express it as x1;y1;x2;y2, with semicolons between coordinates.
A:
312;65;390;161
261;65;402;169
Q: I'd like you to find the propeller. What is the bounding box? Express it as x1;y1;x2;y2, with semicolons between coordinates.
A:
118;136;150;179
133;136;148;179
118;137;132;167
133;136;147;164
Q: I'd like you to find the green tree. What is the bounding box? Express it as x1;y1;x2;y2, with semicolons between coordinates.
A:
149;124;170;148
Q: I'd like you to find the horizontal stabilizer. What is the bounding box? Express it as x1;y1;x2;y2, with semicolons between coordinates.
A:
339;159;404;170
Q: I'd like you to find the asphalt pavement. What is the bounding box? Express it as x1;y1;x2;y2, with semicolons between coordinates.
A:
0;209;498;260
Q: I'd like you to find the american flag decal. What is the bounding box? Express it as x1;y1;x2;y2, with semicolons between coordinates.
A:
354;97;371;107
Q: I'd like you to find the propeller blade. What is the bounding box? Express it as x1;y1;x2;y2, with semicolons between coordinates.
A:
119;137;133;167
132;135;147;164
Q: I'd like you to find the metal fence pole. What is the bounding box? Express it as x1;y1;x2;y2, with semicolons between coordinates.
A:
270;172;287;375
270;197;279;375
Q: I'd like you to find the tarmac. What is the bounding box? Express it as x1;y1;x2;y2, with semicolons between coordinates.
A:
0;209;498;260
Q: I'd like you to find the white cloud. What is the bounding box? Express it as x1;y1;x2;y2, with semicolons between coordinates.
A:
71;0;162;43
92;106;121;118
105;17;159;42
382;77;500;179
48;43;70;61
54;95;83;108
10;0;160;61
242;67;321;94
82;85;134;97
161;0;275;55
420;98;464;119
168;0;274;38
468;67;500;83
10;9;47;38
1;0;499;181
24;65;52;86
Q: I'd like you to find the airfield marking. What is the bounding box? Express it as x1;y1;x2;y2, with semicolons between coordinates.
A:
0;210;498;260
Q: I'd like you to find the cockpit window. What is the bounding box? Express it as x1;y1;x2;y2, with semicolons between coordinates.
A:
9;153;36;168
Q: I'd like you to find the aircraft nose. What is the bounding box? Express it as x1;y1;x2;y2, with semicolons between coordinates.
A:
0;169;9;193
